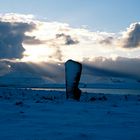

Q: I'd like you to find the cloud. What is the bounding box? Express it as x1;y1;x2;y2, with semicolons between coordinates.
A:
52;47;63;61
120;22;140;48
56;33;79;45
99;36;114;45
1;13;140;63
23;36;45;45
83;57;140;79
0;13;140;85
0;21;35;59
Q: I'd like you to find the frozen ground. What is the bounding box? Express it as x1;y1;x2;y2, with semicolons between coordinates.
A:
0;88;140;140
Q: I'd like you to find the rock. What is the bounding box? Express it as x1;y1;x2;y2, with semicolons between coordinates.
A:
90;97;97;101
65;59;82;100
15;101;23;106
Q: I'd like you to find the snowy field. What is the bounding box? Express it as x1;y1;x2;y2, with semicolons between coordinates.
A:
0;88;140;140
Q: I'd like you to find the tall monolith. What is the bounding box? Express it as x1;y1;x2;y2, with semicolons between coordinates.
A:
65;59;82;100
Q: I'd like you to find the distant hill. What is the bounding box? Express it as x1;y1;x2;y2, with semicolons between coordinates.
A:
0;71;54;87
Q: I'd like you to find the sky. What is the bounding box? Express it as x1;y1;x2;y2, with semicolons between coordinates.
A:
0;0;140;32
0;0;140;84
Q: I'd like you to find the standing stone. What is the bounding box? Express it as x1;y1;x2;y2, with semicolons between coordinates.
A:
65;59;82;100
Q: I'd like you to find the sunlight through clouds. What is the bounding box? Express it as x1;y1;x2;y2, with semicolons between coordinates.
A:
22;44;55;62
0;13;140;64
0;11;140;83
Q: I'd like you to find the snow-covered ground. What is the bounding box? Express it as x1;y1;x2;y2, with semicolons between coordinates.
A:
0;88;140;140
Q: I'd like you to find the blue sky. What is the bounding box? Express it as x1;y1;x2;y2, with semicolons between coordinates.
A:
0;0;140;32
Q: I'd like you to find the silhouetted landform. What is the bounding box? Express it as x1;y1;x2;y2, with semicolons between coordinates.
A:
65;59;82;100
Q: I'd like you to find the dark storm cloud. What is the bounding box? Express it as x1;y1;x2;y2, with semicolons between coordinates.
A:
83;57;140;79
56;33;79;45
83;64;129;78
122;23;140;48
0;21;35;59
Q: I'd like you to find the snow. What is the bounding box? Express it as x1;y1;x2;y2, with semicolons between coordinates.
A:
0;88;140;140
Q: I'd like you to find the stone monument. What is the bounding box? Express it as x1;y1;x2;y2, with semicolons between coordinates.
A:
65;59;82;100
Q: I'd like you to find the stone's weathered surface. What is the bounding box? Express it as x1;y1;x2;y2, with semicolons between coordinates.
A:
65;59;82;100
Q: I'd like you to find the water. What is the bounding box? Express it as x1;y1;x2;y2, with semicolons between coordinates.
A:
81;88;140;95
0;86;140;95
31;88;140;95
